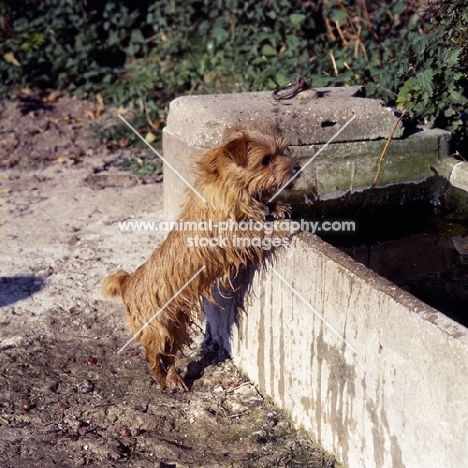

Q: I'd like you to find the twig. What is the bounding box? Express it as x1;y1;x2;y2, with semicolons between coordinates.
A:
324;18;337;42
226;381;251;393
372;109;407;186
143;101;160;131
355;109;407;216
361;0;371;28
377;83;397;97
335;20;348;45
329;50;338;76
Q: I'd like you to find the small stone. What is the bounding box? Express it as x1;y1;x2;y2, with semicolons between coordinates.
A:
78;426;88;436
130;428;141;437
77;380;94;394
250;430;267;444
120;426;131;437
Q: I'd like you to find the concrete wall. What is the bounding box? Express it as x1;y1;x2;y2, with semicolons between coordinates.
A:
205;232;468;468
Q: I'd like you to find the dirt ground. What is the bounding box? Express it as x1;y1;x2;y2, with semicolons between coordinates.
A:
0;94;338;468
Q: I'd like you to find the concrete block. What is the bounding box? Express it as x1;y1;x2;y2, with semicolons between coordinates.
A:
162;90;453;219
289;127;452;199
205;232;468;468
450;161;468;193
162;130;207;220
165;87;403;148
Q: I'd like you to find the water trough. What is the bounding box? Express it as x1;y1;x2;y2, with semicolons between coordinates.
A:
162;88;468;468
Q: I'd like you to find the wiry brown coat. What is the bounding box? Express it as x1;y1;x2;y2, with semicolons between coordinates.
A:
102;122;295;391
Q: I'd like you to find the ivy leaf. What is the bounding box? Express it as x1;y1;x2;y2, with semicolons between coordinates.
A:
262;44;277;56
290;14;306;27
130;29;146;44
444;106;456;118
331;9;347;23
399;76;415;94
392;2;406;15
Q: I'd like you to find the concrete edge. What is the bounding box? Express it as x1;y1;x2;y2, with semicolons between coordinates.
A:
294;231;468;342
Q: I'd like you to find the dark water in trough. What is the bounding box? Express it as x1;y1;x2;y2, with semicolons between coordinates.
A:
312;206;468;328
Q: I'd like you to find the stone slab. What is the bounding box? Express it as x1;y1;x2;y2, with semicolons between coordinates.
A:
165;87;404;147
163;123;452;219
450;161;468;193
205;232;468;468
288;127;452;200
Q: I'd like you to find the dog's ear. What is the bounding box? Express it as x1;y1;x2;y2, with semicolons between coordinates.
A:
223;132;249;167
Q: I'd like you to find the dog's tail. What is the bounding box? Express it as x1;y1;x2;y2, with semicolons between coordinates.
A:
101;269;130;299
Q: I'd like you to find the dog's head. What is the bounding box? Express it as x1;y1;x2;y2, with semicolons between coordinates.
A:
198;122;296;201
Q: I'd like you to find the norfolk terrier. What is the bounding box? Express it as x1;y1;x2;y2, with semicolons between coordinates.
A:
102;122;296;391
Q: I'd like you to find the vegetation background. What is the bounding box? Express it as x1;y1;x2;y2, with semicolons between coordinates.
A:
1;0;467;154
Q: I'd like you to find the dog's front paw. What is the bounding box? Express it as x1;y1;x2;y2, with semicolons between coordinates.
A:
269;202;292;219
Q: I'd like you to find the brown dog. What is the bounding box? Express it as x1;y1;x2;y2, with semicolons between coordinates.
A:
102;122;295;391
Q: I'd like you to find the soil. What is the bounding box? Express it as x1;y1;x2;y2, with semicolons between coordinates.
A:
0;92;338;468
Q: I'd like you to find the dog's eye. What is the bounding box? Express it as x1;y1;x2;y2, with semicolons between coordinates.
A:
261;155;272;166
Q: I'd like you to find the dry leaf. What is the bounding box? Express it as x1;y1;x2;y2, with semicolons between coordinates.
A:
145;132;156;143
86;108;103;120
43;90;62;103
3;52;21;67
150;118;162;130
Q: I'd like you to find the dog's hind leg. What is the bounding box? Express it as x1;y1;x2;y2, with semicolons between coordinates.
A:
142;338;169;389
143;312;190;391
160;311;190;391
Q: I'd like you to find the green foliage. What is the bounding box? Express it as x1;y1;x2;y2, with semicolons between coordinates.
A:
393;3;468;147
395;31;465;123
117;153;163;177
0;0;143;94
0;0;466;152
19;32;45;55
